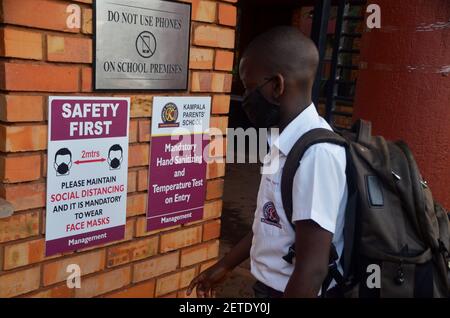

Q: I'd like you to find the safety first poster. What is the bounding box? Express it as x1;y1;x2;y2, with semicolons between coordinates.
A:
45;96;130;256
147;96;211;231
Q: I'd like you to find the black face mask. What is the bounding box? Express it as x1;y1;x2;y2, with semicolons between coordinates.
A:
242;78;280;128
57;163;70;175
110;158;121;169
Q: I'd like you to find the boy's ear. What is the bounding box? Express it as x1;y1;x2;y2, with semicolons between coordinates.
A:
272;73;285;99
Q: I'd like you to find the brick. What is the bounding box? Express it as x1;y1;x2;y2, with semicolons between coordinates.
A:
129;119;138;143
82;8;93;35
81;67;92;92
191;72;232;92
210;116;228;135
155;271;181;297
137;169;149;191
43;250;106;286
0;246;3;270
105;280;155;298
218;3;237;26
0;266;40;297
178;288;197;298
193;25;235;49
138;119;151;142
124;218;135;241
2;0;79;32
215;50;234;71
135;216;149;237
212;95;230;114
203;219;221;241
130;96;152;117
107;236;159;268
0;211;40;243
181;240;219;267
200;259;218;272
160;226;202;253
161;291;178;298
133;252;179;283
75;266;131;298
0;95;45;122
127;170;137;193
47;35;92;63
0;124;47;152
0;182;46;211
42;154;47;177
207;161;225;179
127;193;147;217
0;63;79;92
78;218;135;251
3;238;46;270
135;216;180;237
208;136;227;157
0;27;43;60
155;267;196;297
180;267;197;289
189;0;216;23
0;154;41;183
189;47;214;70
28;283;74;298
206;178;224;200
204;199;223;220
128;144;149;167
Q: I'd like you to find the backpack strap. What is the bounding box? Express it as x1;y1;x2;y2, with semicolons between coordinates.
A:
321;244;346;298
352;119;372;146
281;128;347;228
280;128;348;295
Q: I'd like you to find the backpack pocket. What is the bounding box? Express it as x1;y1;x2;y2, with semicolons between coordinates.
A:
356;252;434;298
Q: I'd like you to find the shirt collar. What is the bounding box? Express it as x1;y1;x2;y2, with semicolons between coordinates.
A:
270;103;320;156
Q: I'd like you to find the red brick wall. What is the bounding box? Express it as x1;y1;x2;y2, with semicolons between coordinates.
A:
0;0;237;298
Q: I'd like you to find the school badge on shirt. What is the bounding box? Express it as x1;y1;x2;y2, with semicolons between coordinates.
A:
261;201;281;228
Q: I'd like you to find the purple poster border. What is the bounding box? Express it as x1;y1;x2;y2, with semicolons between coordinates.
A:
147;207;203;231
146;135;208;231
46;225;125;256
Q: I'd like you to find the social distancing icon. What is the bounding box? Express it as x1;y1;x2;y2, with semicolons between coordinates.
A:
108;144;123;170
54;148;73;176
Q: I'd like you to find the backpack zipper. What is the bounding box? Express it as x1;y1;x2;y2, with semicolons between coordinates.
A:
394;260;405;285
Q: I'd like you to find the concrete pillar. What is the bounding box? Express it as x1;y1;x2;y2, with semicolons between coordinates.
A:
353;0;450;208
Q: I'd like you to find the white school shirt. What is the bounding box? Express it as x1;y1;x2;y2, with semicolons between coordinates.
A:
249;103;348;293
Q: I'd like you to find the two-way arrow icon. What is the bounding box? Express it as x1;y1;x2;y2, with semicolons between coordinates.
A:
74;158;107;165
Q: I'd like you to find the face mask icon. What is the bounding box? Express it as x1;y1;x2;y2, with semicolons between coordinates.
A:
54;148;72;176
110;158;121;169
57;162;70;175
108;144;123;170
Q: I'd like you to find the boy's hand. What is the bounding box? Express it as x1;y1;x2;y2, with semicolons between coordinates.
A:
186;262;230;298
187;231;253;297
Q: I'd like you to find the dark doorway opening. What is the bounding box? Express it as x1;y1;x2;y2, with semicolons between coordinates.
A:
218;0;367;297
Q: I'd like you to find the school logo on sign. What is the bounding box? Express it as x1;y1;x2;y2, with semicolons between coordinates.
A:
261;201;281;228
158;102;180;128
